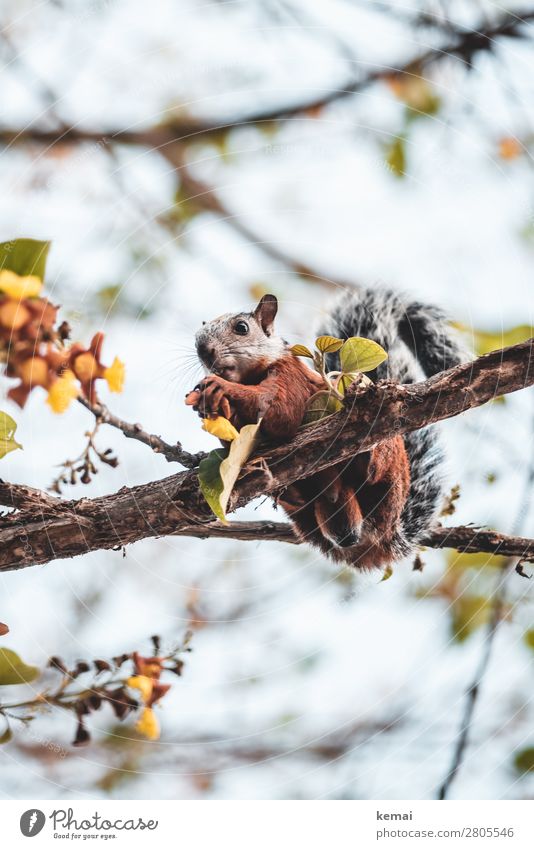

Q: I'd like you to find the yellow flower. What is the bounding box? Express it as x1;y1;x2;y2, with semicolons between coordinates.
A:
18;357;49;387
73;352;99;383
46;370;79;414
126;674;153;703
0;300;30;330
0;269;42;300
135;707;160;740
104;357;125;393
202;416;239;442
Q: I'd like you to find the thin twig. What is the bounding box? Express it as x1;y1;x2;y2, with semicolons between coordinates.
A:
78;397;205;469
437;564;511;799
437;390;534;799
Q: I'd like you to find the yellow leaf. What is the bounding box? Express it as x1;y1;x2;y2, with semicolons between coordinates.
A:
315;335;344;354
340;337;388;374
135;707;160;740
202;416;239;442
218;422;261;519
0;269;42;300
290;344;313;359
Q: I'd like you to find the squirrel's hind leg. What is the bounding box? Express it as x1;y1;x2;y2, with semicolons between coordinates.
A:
278;482;340;556
279;472;365;553
314;480;364;549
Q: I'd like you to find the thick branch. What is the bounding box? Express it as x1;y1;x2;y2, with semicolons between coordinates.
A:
0;339;532;571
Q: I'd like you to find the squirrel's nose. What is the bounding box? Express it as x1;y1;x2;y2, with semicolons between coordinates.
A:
197;340;216;366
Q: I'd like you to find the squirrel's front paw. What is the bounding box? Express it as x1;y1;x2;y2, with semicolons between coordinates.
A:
185;375;232;419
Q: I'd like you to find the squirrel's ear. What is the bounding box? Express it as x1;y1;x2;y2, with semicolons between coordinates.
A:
253;294;278;335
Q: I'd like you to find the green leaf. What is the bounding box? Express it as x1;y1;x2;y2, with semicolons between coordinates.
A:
0;648;39;685
302;390;343;425
446;551;507;572
0;411;22;460
450;596;490;643
524;629;534;652
198;422;262;522
0;726;12;744
198;448;227;523
337;371;372;397
173;186;200;225
385;136;406;177
454;322;534;356
381;564;393;582
290;344;314;359
480;325;534;354
0;238;50;280
315;335;343;354
340;337;388;374
514;747;534;774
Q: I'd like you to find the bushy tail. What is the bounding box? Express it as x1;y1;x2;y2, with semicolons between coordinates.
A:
321;287;465;382
320;286;466;546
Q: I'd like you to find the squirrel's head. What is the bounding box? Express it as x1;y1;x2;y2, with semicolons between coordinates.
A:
195;294;287;383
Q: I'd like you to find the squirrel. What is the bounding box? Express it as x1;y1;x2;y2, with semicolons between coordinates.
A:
185;288;465;570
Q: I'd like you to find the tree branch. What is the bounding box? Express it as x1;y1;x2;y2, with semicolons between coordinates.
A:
1;11;532;148
77;397;205;469
2;11;531;294
111;517;534;561
0;339;532;571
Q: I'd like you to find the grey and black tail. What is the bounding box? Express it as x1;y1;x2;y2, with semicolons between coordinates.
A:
321;286;466;546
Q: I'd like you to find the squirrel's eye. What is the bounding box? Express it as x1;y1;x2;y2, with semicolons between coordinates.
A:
234;320;249;335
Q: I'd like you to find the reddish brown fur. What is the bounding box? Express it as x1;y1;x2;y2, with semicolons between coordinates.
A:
187;353;411;569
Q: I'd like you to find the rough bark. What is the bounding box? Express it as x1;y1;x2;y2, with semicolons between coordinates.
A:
0;339;532;572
